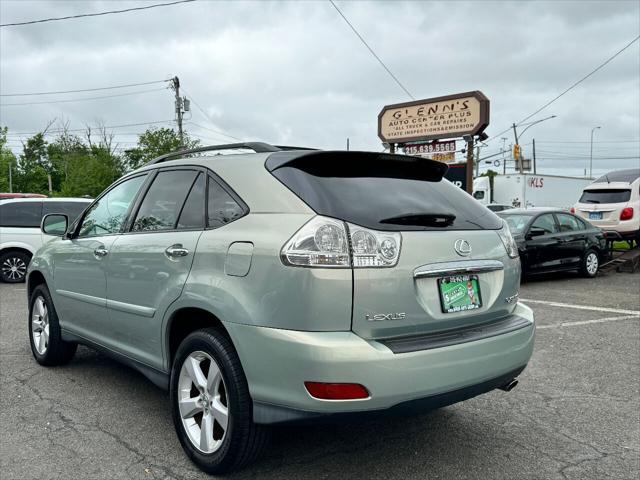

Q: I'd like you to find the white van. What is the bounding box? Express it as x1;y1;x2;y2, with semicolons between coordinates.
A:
0;198;91;282
572;169;640;244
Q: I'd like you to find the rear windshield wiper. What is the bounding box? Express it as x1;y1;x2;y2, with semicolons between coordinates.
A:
380;213;456;227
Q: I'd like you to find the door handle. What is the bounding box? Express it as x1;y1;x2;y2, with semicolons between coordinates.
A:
165;244;189;258
94;247;109;259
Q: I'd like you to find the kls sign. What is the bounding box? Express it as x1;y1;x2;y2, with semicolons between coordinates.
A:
528;177;545;188
378;91;490;143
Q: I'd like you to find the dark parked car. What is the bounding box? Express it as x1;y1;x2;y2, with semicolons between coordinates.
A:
498;208;606;278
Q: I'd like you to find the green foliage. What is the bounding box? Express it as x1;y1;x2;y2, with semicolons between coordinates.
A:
0;127;18;192
1;125;191;198
123;127;198;171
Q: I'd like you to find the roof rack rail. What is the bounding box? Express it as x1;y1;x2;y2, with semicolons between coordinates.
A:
146;142;282;165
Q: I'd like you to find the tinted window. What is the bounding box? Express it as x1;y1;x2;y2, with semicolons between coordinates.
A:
556;214;581;232
579;189;631;204
594;169;640;183
530;214;558;234
177;173;205;230
500;213;534;234
207;176;244;228
0;201;42;227
270;153;501;231
79;175;146;237
133;170;198;232
43;201;89;223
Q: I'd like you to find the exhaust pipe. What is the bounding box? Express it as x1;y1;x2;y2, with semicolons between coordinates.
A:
498;379;518;392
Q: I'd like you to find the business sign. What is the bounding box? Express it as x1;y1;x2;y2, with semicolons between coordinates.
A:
403;140;456;156
378;91;489;143
444;163;467;191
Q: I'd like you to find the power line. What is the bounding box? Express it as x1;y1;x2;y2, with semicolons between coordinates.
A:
487;34;640;142
181;89;243;141
328;0;414;100
0;87;167;106
6;119;175;136
0;79;170;97
0;0;196;28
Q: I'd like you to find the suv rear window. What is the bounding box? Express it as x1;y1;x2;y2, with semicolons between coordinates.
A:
579;189;631;204
0;201;43;227
269;152;502;231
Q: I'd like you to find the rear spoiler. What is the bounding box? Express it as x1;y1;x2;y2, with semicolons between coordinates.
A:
265;151;448;182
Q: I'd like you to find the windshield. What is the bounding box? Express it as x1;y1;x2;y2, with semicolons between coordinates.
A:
499;213;534;234
579;189;631;204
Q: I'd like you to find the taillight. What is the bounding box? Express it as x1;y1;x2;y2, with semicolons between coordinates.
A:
304;382;369;400
570;207;575;214
620;207;634;220
281;216;401;268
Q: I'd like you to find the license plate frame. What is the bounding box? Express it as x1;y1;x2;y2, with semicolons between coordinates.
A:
437;274;482;314
589;211;603;220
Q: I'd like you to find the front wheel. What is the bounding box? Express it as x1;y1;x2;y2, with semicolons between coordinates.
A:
29;284;77;365
580;249;599;278
170;328;268;474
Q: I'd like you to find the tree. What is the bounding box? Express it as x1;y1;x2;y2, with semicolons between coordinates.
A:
123;127;198;171
16;132;50;194
0;127;18;192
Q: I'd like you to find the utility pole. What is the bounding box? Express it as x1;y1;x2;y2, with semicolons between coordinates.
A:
501;137;507;175
8;162;12;193
465;136;474;194
589;126;601;179
171;76;184;146
346;138;350;151
474;144;481;177
532;138;536;174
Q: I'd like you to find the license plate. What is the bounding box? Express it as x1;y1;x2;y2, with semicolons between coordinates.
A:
589;212;603;220
438;274;482;313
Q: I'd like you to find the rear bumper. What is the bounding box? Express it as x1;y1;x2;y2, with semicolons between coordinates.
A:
224;302;535;424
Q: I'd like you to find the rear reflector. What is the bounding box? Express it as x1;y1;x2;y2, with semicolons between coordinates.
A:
570;207;575;214
620;207;634;221
304;382;369;400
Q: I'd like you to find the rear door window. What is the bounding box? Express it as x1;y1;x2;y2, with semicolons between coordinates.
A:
556;214;581;232
177;173;205;230
269;152;501;231
132;170;198;232
0;201;43;227
579;189;631;204
530;214;558;234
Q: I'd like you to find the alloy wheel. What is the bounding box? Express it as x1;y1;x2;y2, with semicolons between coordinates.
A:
2;256;27;281
178;351;229;454
586;252;598;275
31;296;50;355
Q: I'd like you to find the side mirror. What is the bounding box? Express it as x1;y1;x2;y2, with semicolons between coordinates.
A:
41;213;68;236
526;227;546;239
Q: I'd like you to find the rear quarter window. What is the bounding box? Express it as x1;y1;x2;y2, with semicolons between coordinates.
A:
0;201;43;227
269;152;502;231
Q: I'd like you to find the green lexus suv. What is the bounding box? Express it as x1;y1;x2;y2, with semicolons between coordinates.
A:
27;143;535;474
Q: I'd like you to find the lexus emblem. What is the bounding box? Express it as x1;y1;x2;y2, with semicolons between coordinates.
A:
454;239;472;257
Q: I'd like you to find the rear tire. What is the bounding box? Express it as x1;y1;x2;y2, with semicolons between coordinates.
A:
170;328;268;474
580;249;599;278
28;284;77;365
0;250;30;283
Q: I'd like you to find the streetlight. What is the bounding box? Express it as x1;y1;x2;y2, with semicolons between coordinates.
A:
589;126;601;179
512;115;557;174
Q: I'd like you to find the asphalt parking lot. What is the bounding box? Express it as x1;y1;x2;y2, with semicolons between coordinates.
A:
1;272;639;480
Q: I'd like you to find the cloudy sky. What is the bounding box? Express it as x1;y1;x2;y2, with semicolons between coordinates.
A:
1;0;639;176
